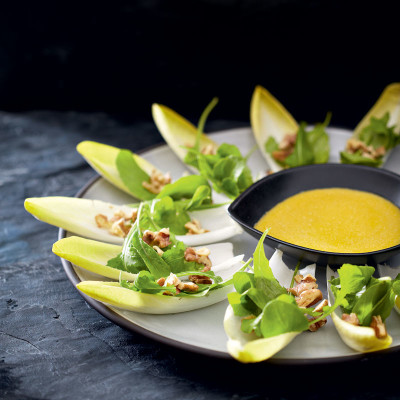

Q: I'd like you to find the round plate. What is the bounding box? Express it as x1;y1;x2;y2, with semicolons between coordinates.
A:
60;127;400;363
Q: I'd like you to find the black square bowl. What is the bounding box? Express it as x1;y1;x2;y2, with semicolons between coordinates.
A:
228;164;400;266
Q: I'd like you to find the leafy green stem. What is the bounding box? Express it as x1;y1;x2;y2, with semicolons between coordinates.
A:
195;97;219;150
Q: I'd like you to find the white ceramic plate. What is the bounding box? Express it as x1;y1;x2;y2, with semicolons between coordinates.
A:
61;127;400;363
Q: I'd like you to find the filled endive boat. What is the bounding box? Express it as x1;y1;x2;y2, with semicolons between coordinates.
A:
250;85;331;172
77;140;171;200
340;83;400;167
223;231;335;363
152;100;218;164
53;201;244;314
54;236;244;314
152;99;255;199
326;265;400;352
24;196;242;246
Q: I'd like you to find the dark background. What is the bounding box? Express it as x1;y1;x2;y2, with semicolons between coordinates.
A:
1;0;399;128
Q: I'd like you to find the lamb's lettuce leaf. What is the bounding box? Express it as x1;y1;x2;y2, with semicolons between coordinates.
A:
328;264;398;326
116;149;155;200
340;112;400;167
228;230;314;339
181;99;254;199
265;113;331;168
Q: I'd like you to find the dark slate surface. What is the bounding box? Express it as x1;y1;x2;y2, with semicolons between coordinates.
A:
1;111;399;400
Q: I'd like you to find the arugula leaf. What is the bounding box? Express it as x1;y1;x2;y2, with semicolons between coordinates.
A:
340;150;382;167
161;241;204;274
326;264;399;327
359;112;400;150
259;295;310;338
306;112;331;163
265;114;331;168
184;185;212;210
338;264;375;294
157;175;211;200
233;271;256;294
253;230;286;300
152;197;190;235
341;112;400;167
112;198;229;298
133;271;173;294
352;279;395;325
285;123;314;167
265;137;279;153
179;100;254;198
228;230;310;340
116;150;155;200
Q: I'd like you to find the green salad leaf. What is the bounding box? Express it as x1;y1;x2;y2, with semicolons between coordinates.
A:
116;149;155;200
328;264;398;326
340;112;400;167
156;175;211;201
265;113;331;168
228;231;320;339
182;99;254;199
108;202;231;297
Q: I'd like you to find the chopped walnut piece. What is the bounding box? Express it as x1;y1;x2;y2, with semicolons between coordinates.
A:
307;299;329;332
184;247;212;270
370;315;387;339
95;214;111;229
184;219;209;235
178;281;199;292
156;277;166;286
287;274;318;297
345;138;386;160
189;275;213;284
271;132;297;162
142;169;172;194
296;289;323;308
342;312;360;326
288;273;327;332
201;144;216;155
272;149;293;162
95;208;137;238
308;317;327;332
161;272;199;295
109;218;130;237
142;228;171;248
279;133;297;150
314;299;328;313
294;274;304;284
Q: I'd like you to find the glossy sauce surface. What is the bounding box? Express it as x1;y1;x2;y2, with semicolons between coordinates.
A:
254;188;400;253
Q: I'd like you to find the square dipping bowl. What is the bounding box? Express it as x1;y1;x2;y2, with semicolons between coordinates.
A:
228;164;400;266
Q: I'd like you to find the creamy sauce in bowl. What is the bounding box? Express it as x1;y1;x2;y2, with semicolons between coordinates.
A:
254;188;400;253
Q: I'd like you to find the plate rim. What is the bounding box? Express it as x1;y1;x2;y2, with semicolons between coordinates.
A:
59;127;400;365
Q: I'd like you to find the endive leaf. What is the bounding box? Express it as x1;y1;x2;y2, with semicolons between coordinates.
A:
152;103;218;163
326;266;393;353
224;305;299;363
24;197;136;244
25;196;242;246
354;83;400;137
250;85;298;172
53;236;244;313
330;312;392;353
340;83;400;166
77;281;233;314
76;141;159;199
224;249;316;363
52;236;137;281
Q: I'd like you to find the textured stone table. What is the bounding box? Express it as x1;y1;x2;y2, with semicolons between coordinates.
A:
1;111;399;400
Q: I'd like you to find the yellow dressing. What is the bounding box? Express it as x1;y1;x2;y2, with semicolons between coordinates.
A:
254;188;400;253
